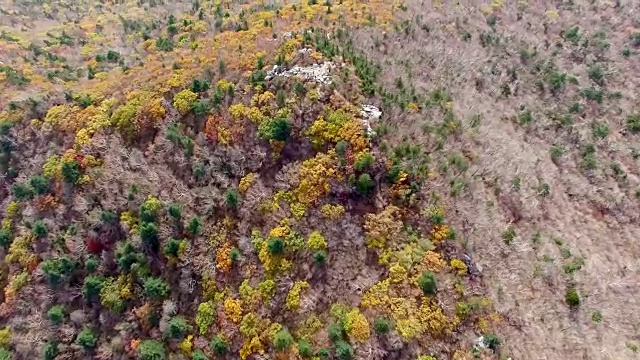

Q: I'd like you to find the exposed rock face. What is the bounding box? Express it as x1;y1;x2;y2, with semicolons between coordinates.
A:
266;62;335;84
360;104;382;136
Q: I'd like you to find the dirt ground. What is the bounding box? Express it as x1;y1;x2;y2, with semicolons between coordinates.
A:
352;1;640;359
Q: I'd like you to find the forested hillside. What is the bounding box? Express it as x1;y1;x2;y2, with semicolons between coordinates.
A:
1;1;639;359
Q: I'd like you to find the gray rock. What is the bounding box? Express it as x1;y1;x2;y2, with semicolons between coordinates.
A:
266;62;335;84
360;105;382;136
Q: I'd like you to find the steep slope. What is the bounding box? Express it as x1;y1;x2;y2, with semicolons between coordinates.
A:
349;1;640;359
0;1;503;360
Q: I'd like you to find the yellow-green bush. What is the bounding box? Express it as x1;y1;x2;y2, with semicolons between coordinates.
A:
239;173;257;193
307;230;327;251
224;297;242;323
361;279;391;309
195;301;216;335
364;206;404;249
111;91;166;137
320;203;345;220
100;276;132;312
173;89;198;114
5;201;18;218
4;271;28;299
6;234;36;268
178;335;193;354
0;327;10;348
285;281;309;310
295;151;338;205
344;308;371;342
257;279;276;301
450;259;468;275
389;262;407;283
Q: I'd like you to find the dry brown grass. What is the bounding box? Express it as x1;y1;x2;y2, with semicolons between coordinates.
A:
352;1;640;358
